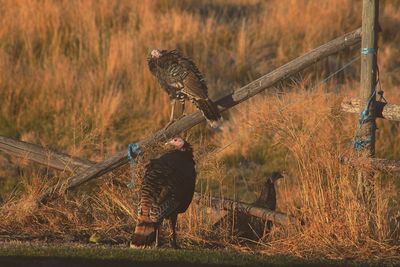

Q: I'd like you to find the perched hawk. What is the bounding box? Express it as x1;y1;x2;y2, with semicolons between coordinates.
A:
131;137;196;248
148;49;222;128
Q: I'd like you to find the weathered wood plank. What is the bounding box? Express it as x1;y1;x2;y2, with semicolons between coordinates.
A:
46;28;362;198
369;158;400;173
0;136;94;172
341;98;400;122
343;156;400;173
192;194;300;226
0;135;299;225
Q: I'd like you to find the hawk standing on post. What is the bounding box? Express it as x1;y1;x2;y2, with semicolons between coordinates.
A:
147;49;222;128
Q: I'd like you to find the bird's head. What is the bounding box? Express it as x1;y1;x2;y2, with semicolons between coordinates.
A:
268;171;284;183
165;137;186;150
150;49;162;59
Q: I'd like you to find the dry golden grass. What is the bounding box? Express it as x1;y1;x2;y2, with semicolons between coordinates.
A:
0;0;400;264
216;86;400;261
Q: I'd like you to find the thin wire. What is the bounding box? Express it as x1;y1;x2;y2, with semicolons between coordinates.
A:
203;55;362;157
309;55;360;91
278;55;361;112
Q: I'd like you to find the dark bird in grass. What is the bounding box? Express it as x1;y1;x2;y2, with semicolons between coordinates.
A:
147;49;222;128
250;171;284;233
253;171;283;211
213;172;284;241
131;137;196;248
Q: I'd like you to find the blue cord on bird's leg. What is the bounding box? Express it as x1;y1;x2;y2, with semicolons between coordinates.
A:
127;143;141;188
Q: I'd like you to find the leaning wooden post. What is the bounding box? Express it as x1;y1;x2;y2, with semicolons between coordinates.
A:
354;0;379;224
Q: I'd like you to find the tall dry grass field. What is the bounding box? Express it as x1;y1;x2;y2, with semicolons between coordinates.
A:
0;0;400;264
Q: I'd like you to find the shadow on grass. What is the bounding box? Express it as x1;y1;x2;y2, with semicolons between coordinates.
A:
0;255;371;267
0;243;385;267
1;256;243;267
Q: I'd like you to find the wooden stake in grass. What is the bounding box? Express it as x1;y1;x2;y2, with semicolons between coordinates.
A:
354;0;379;229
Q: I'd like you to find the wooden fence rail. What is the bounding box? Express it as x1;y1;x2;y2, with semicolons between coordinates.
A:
343;156;400;173
0;136;94;173
192;194;300;226
0;135;300;226
36;28;362;202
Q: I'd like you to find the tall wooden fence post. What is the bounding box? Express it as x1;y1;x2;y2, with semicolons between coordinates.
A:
355;0;379;229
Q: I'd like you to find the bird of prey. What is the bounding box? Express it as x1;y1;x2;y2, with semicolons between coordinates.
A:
147;49;222;128
131;137;196;248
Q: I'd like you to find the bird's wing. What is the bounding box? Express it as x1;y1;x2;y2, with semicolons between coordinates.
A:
148;57;178;98
180;71;209;100
132;149;195;247
139;152;186;222
175;51;210;100
157;151;196;213
160;51;209;99
148;51;186;91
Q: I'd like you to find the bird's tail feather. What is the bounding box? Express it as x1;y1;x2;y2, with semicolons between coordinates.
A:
195;98;222;128
131;221;156;247
131;199;156;247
